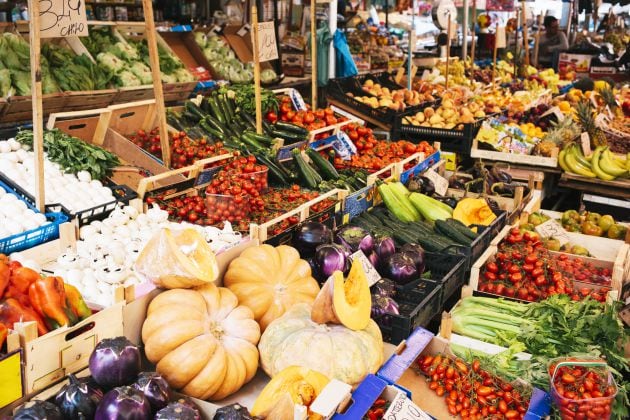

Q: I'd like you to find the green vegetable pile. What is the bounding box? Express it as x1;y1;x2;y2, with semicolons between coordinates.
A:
42;43;113;92
219;84;278;116
450;295;630;419
82;27;194;88
15;129;120;180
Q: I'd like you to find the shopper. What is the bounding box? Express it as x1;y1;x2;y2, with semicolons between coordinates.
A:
538;16;569;68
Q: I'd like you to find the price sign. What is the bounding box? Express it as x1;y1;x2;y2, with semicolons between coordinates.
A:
384;392;433;420
333;132;357;160
254;21;279;62
424;169;449;196
0;350;23;407
535;219;570;245
39;0;88;38
351;250;381;287
541;106;565;122
581;132;592;157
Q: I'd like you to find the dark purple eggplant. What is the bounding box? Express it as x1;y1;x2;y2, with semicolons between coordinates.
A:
94;386;151;420
374;235;396;263
89;336;141;389
213;403;254;420
490;166;512;184
132;372;171;412
155;402;201;420
407;176;435;195
13;401;62;420
315;243;349;279
486;198;502;216
465;178;486;194
170;397;201;417
55;374;103;420
434;196;458;209
400;243;426;275
383;253;418;285
335;226;374;254
371;278;397;298
371;295;400;318
293;222;332;257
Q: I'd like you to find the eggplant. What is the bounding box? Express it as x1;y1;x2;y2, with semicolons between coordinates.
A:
155;403;201;420
371;295;400;321
132;372;171;412
213;403;254;420
374;236;396;264
486;198;502;216
335;226;374;254
55;374;103;420
448;171;468;190
465;178;486;194
371;278;397;298
13;401;62;420
400;243;426;275
383;253;418;285
407;176;435;195
490;166;512;184
293;222;332;257
315;243;349;280
95;386;151;420
89;336;141;389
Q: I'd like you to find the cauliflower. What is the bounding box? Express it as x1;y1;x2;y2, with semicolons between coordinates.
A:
97;52;125;72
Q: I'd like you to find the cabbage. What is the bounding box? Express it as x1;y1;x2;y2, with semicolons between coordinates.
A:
194;32;207;48
97;52;125;72
129;61;152;85
0;69;11;97
115;70;141;87
12;70;31;96
3;33;30;69
109;41;139;61
160;72;178;84
174;68;195;83
261;68;277;84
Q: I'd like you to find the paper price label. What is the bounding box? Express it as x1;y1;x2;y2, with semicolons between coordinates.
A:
535;219;570;245
237;24;250;37
40;0;88;38
211;25;223;34
351;250;381;287
581;132;592;157
334;132;357;160
541;106;565;122
254;21;279;62
384;392;433;420
424;169;449;196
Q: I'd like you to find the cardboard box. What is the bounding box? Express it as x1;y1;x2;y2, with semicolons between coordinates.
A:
282;48;305;77
159;30;213;81
353;54;370;72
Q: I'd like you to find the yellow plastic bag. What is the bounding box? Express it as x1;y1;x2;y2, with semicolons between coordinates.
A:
135;228;218;289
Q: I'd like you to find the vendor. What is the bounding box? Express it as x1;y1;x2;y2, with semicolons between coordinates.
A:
538;16;569;67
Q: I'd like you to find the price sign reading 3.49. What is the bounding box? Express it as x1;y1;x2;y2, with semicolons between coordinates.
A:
39;0;88;38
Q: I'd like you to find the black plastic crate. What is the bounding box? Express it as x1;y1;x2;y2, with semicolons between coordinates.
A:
0;172;137;227
376;279;442;345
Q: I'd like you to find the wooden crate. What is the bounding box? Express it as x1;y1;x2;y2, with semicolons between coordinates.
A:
112;86;155;104
2;94;68;124
471;138;559;168
64;89;118;111
0;98;7;118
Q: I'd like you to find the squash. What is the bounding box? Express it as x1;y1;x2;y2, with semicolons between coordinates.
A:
141;283;260;400
258;303;383;386
135;228;219;289
251;366;330;418
453;198;497;227
223;244;320;331
311;259;371;330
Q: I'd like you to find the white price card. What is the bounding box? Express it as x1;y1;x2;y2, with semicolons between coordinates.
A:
535;219;570;245
384;392;433;420
581;132;591;157
40;0;88;38
351;250;381;287
254;21;279;62
424;169;449;196
541;106;565;122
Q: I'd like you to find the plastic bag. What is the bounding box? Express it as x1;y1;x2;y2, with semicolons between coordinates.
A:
333;29;358;79
135;228;219;289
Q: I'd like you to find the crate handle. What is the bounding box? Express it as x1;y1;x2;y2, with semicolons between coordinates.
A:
119;111;136;119
65;321;96;341
68;123;88;130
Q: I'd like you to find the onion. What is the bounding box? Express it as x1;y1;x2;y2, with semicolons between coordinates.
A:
94;386;151;420
293;222;332;257
315;243;349;278
132;372;171;412
400;243;426;275
89;337;141;389
55;374;103;420
384;253;418;285
335;226;374;254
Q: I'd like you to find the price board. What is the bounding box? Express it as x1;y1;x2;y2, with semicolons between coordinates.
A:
40;0;88;38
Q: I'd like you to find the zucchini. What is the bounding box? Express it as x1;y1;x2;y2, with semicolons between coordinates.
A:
200;120;224;140
184;101;206;122
208;96;226;124
434;220;473;246
241;112;258;130
220;93;234;123
275;121;309;135
445;218;478;239
293;149;321;189
270;129;306;142
306;148;340;181
243;131;274;146
378;184;417;223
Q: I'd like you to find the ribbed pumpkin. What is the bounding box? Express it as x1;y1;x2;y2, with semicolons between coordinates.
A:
258;303;383;386
141;283;260;400
223;244;320;331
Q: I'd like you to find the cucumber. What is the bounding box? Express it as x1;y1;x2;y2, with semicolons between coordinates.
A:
306;148;340;181
208;96;226;124
292;149;321;189
275;121;309;135
435;220;473;246
445;218;478;239
185;101;206;122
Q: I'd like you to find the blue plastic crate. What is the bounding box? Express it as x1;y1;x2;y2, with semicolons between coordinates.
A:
0;180;68;254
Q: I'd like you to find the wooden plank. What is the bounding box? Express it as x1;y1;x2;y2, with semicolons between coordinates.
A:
559;173;630;200
27;0;44;212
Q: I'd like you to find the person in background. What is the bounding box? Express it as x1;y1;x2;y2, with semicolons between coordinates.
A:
538;16;569;68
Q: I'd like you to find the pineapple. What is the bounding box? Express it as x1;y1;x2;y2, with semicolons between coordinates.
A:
575;100;607;147
599;87;623;118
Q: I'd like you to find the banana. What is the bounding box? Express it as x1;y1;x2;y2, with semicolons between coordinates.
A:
564;147;597;178
558;149;571;172
573;145;594;168
600;148;628;176
591;147;617;181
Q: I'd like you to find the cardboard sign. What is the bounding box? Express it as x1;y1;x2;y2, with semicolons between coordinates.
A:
541;106;565;122
581;132;591;157
40;0;88;38
351;250;381;287
424;169;449;196
535;219;570;245
495;26;507;49
255;21;279;62
334;132;357;160
384;390;433;420
0;350;23;408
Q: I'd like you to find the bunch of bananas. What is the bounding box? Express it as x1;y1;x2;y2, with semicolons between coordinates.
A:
559;144;629;181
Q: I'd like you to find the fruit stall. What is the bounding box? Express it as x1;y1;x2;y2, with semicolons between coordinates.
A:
0;1;629;419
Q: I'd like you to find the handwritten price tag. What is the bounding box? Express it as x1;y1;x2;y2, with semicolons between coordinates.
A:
351;250;381;287
254;21;279;62
40;0;88;38
384;391;433;420
424;169;449;196
535;219;570;245
581;132;592;157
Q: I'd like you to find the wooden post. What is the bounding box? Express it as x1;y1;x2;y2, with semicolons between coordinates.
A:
533;14;543;67
470;0;477;64
143;0;171;168
492;23;499;93
311;1;317;110
252;6;263;134
445;16;452;91
521;1;530;66
27;0;45;212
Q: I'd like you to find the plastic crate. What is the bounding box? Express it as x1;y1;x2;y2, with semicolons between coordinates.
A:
392;116;486;154
376;279;442;345
453;210;508;271
0;180;69;254
0;173;137;227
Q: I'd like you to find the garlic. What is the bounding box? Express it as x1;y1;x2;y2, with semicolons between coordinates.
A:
122;205;139;220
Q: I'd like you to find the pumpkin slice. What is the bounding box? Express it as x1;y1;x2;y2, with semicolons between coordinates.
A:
311;259;371;331
251;366;330;418
453;198;497;227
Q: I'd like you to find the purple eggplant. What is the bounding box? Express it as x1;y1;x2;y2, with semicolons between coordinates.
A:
13;401;62;420
384;253;418;285
89;337;141;389
371;278;397;298
213;403;253;420
400;243;426;275
335;226;374;254
94;386;151;420
155;402;201;420
374;236;396;263
293;222;332;257
132;372;171;412
55;374;103;420
315;243;349;278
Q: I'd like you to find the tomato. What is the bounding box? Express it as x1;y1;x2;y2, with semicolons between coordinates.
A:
472;360;480;373
562;373;576;384
477;386;493;397
486;262;499;273
498;400;508;414
517;287;529;300
510;272;523;284
435;386;445;397
484;271;497;281
505;410;519;419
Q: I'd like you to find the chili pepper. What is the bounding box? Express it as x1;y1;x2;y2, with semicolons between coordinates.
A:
28;276;77;330
0;322;7;349
63;283;91;320
0;261;9;298
0;298;49;336
9;265;41;295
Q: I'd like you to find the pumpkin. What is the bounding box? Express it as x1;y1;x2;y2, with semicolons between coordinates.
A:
251;366;330;418
453;198;497;226
311;259;371;331
135;228;219;289
141;284;260;400
223;244;320;331
258;303;383;386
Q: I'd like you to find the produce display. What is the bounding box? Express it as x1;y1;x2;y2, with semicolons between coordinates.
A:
0;185;50;240
559;143;629;182
523;210;627;240
349;79;435;111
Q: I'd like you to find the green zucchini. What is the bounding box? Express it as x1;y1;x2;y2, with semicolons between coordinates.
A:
434;219;473;246
292;148;321;189
445;218;478;239
275;121;309;135
306;148;339;181
208;96;226;124
184;101;206;122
